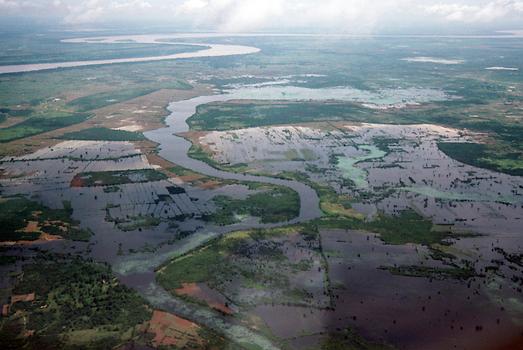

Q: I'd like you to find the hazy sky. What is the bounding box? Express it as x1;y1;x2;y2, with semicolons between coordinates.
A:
1;0;523;33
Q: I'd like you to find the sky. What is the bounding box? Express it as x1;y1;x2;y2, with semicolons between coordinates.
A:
1;0;523;33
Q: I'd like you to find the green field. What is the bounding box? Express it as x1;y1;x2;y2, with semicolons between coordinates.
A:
157;226;314;301
438;142;523;176
321;328;396;350
72;169;167;187
381;264;477;280
60;127;145;141
0;112;91;142
205;184;300;225
316;209;474;246
67;82;191;112
188;101;369;131
0;197;92;241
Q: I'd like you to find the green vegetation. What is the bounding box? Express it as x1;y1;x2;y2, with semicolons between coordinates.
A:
188;143;222;168
0;197;92;242
366;211;455;245
67;82;191;112
373;137;401;154
318;210;474;246
189;100;523;176
274;171;364;219
322;328;396;350
188;101;369;131
206;185;300;225
0;112;91;142
72;169;167;187
0;107;32;119
61;127;145;141
157;226;317;306
0;255;17;265
438;142;523;176
114;215;161;232
0;254;152;349
381;264;476;280
276;171;473;246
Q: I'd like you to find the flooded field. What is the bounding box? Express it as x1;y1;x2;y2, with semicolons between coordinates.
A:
252;228;523;350
0;140;242;259
225;85;451;109
197;122;523;235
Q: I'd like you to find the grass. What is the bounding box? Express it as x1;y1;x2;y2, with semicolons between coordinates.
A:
0;112;91;143
157;225;315;306
205;184;300;225
275;171;364;219
0;197;92;242
60;127;145;141
322;328;396;350
381;264;477;280
72;169;167;187
67;83;191;112
438;142;523;176
366;211;448;245
188;101;369;131
115;215;162;232
314;209;474;246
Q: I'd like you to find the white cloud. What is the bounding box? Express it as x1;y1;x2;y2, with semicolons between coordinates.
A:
1;0;522;31
174;0;410;32
425;0;523;23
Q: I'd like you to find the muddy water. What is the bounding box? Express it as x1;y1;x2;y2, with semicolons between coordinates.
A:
253;229;523;350
110;93;322;350
144;94;322;222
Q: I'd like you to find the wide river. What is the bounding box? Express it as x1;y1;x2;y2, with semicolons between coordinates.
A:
0;34;260;74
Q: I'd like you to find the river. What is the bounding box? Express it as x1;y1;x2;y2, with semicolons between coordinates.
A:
0;34;260;74
108;91;323;350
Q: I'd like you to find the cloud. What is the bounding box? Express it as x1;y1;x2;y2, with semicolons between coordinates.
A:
174;0;410;32
425;0;523;23
1;0;522;31
62;0;156;24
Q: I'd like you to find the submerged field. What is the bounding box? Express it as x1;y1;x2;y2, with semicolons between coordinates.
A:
0;32;522;350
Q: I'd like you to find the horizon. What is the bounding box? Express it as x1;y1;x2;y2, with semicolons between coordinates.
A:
1;0;523;34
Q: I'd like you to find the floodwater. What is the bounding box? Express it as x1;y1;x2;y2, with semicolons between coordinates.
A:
253;229;523;350
2;78;522;349
227;85;450;109
144;94;322;222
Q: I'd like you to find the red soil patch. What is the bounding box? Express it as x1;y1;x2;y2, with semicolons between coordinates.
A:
178;174;205;183
0;233;63;247
11;293;35;304
70;175;86;187
198;180;222;190
175;282;233;315
147;310;204;348
21;221;39;233
3;293;36;316
2;304;9;317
